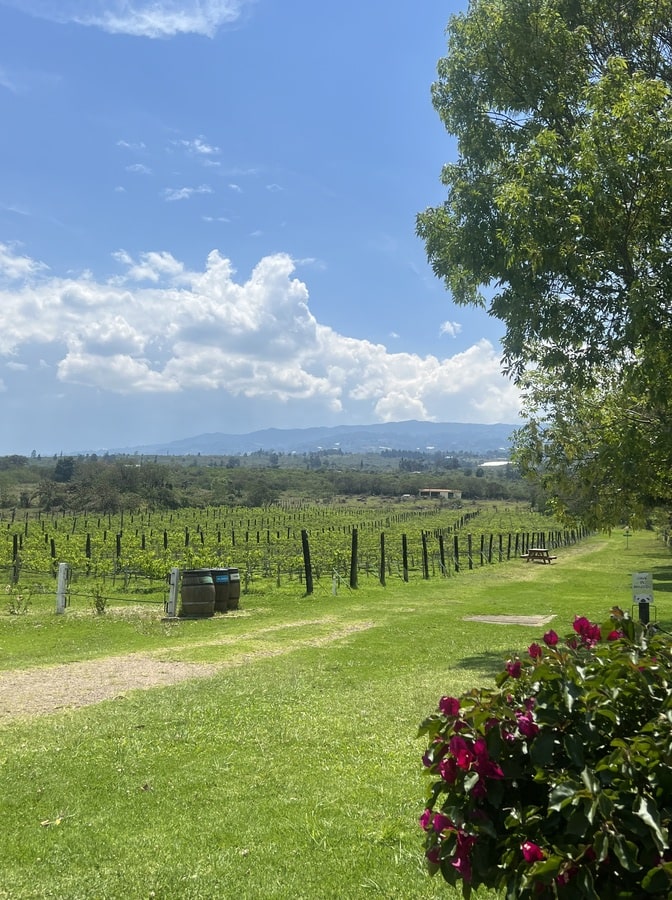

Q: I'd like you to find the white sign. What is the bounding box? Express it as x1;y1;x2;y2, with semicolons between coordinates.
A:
632;572;653;604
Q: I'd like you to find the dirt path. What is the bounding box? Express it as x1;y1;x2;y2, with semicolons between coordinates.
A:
0;619;374;722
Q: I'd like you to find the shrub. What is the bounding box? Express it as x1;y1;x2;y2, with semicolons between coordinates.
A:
91;588;108;615
418;609;672;898
4;583;31;615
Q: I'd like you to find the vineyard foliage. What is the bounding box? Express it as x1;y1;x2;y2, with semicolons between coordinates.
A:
1;502;577;604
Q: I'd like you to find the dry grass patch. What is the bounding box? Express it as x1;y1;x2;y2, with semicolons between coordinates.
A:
0;619;375;721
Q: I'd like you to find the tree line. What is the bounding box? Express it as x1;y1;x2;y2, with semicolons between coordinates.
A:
0;453;535;513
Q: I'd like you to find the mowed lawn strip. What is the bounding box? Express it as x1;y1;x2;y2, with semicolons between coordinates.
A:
0;531;666;899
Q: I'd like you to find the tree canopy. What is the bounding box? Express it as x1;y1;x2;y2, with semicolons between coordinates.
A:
419;0;672;525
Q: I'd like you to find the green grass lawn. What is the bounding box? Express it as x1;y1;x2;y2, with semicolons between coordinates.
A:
0;529;668;899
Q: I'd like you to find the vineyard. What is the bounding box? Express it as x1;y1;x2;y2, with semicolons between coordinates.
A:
0;504;581;608
0;501;588;611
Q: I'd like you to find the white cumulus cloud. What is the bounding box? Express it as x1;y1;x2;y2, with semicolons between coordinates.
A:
0;245;522;422
162;185;212;202
174;137;221;156
4;1;249;38
440;320;462;338
0;242;49;280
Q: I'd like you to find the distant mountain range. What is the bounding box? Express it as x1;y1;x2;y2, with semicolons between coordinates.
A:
115;420;517;456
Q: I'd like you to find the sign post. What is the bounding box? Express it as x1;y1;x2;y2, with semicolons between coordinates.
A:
632;572;653;624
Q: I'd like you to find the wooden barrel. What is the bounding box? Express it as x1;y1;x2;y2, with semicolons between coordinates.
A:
211;568;230;613
179;569;215;618
227;567;241;610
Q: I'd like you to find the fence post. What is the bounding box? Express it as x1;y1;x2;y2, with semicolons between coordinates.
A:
301;529;313;595
349;528;359;589
421;531;429;579
55;562;69;614
166;567;180;617
379;533;386;587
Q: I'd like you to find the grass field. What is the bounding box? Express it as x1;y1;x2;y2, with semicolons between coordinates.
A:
0;528;669;899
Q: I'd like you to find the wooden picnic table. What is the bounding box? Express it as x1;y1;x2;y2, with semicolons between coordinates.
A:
522;548;557;564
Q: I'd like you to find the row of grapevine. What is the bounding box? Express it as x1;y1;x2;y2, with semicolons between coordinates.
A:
0;502;590;601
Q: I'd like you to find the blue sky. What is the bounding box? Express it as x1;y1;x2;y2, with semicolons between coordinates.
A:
0;0;521;455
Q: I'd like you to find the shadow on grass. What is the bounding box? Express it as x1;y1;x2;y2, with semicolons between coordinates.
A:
455;649;508;677
652;564;672;593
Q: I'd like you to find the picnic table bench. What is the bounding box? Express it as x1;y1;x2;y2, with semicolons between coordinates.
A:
521;548;557;564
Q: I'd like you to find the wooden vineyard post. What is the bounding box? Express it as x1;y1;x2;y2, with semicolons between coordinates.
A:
402;534;409;583
349;528;358;589
379;533;386;587
301;529;313;595
439;534;447;576
454;534;460;573
421;531;429;580
11;535;19;583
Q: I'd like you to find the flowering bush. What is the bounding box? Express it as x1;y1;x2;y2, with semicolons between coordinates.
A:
419;609;672;898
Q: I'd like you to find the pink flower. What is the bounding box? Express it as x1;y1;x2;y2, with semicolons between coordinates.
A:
607;629;623;641
438;756;458;783
419;808;432;830
451;832;477;882
573;615;591;634
528;642;542;659
473;738;504;779
585;625;601;645
432;812;453;833
449;735;475;770
521;840;546;863
573;616;601;646
439;696;461;716
516;709;539;739
543;629;559;646
506;659;522;678
473;737;488;757
556;865;578;885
